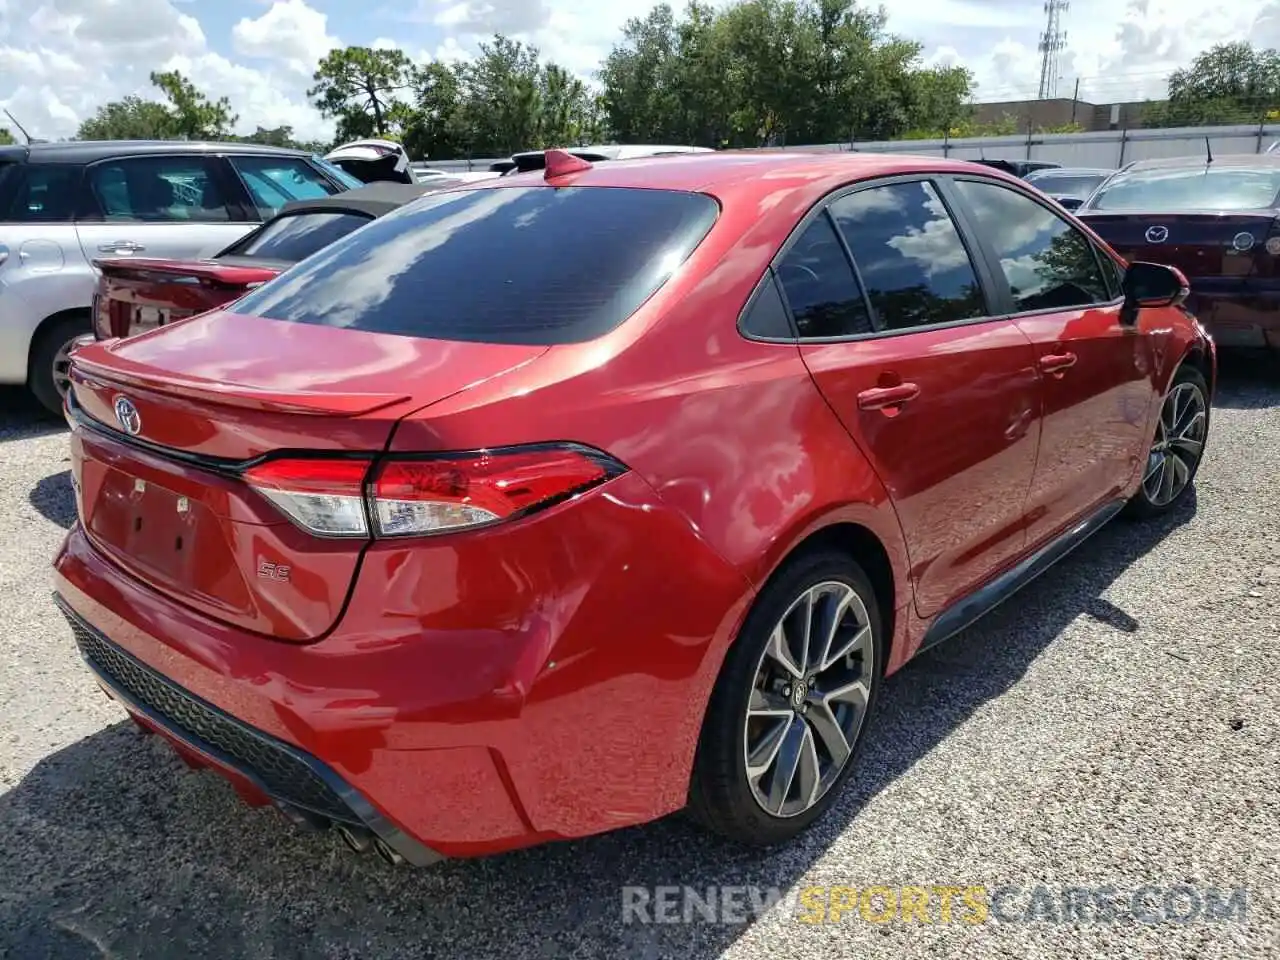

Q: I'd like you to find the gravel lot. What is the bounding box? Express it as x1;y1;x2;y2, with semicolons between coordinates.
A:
1;361;1277;960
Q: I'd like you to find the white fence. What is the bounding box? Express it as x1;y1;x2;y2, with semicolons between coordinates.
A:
412;123;1280;175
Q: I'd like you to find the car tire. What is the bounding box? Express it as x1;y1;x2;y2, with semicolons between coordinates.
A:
28;313;90;417
1123;364;1210;520
687;549;883;847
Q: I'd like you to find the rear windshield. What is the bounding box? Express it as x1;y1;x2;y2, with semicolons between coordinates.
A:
227;211;373;261
1026;173;1108;197
1089;166;1280;212
232;186;720;344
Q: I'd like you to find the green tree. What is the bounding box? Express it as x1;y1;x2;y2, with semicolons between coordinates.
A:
401;61;464;160
1147;42;1280;126
309;46;413;141
150;70;238;139
76;95;175;140
230;124;331;153
0;127;15;145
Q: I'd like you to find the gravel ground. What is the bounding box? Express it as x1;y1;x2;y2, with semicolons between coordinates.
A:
0;360;1277;960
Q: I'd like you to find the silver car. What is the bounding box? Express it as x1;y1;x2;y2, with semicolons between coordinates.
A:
0;140;361;414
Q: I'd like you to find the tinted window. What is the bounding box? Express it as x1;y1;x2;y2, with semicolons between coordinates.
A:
87;157;230;222
829;181;985;331
311;156;364;190
233;186;719;344
1;164;83;222
228;211;374;261
1025;173;1108;197
1089;166;1280;212
229;156;339;217
955;179;1110;311
775;215;873;338
740;272;795;339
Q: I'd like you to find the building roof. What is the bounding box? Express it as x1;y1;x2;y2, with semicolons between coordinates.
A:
0;140;313;165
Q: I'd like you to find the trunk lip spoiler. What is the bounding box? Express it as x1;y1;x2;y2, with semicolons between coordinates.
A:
71;351;411;417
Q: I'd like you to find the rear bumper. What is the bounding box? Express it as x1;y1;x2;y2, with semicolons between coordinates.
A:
52;472;752;859
1186;289;1280;349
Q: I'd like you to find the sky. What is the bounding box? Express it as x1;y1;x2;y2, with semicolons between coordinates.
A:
1;0;1278;144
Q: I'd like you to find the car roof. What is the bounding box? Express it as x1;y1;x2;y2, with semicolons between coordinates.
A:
275;181;435;219
1120;154;1280;173
1028;167;1114;176
470;150;1027;202
0;140;314;165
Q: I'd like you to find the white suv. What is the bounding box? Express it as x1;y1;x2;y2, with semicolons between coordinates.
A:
0;140;361;414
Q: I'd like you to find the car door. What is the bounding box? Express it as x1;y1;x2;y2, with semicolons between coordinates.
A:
783;177;1042;619
75;154;257;263
944;175;1154;549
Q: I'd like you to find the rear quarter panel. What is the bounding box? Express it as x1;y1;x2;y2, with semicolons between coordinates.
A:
0;224;95;382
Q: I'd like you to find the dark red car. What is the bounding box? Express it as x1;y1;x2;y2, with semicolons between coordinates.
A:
1076;154;1280;357
55;150;1213;865
92;182;434;340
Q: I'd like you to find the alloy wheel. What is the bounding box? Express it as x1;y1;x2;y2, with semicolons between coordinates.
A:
743;581;874;819
52;337;76;399
1142;381;1207;507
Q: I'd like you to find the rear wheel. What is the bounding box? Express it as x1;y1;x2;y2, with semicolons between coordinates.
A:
1124;364;1209;519
29;313;91;417
688;550;882;847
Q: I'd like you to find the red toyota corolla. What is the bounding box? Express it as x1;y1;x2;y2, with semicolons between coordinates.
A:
54;150;1214;865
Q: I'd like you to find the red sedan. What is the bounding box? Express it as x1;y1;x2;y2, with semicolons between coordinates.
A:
54;150;1213;865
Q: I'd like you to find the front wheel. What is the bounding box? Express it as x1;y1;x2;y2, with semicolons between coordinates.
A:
1124;364;1210;519
688;550;882;847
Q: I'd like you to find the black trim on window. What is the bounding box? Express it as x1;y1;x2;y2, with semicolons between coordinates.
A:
736;269;798;341
940;173;1126;320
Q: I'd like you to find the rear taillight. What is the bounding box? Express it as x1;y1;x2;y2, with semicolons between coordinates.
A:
243;446;624;539
1266;219;1280;256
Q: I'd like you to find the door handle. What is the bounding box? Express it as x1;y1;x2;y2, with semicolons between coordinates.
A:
857;382;920;411
98;241;146;254
1039;351;1077;374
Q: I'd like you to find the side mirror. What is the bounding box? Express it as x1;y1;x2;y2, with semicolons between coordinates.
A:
1120;261;1190;325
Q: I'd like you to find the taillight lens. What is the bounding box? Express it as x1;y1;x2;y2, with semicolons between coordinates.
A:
243;446;624;539
243;458;372;537
372;447;623;537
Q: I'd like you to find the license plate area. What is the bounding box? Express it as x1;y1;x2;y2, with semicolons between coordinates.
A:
133;305;171;332
87;470;202;588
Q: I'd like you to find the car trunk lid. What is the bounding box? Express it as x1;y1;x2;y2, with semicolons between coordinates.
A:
67;311;548;641
1078;211;1277;281
93;257;287;339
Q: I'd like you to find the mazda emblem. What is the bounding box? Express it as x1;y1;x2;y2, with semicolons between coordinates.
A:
113;395;142;436
1145;225;1169;243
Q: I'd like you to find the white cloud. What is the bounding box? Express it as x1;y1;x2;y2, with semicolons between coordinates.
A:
1;0;1277;148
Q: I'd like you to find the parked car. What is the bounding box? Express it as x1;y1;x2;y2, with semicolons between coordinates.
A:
92;182;436;341
0;140;361;414
324;139;415;184
1024;166;1116;210
55;149;1212;866
972;159;1061;179
1075;153;1280;356
491;144;714;175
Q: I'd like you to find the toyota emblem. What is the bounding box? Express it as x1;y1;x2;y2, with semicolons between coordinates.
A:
113;395;142;436
1145;225;1169;243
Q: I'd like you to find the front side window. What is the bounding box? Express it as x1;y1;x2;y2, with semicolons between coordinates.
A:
225;211;374;261
1087;166;1280;212
829;181;986;331
232;186;720;345
87;156;231;223
954;179;1110;312
229;156;340;217
775;215;873;338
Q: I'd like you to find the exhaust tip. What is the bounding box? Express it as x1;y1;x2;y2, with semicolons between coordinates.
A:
374;837;405;866
338;825;373;854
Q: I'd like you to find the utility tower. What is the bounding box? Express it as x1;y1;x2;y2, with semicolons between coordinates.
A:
1037;0;1069;99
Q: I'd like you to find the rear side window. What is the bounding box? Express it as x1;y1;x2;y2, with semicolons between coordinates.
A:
87;157;231;222
226;211;374;261
233;186;720;344
1089;167;1280;212
775;215;873;338
1;164;84;222
828;181;986;331
229;156;339;217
